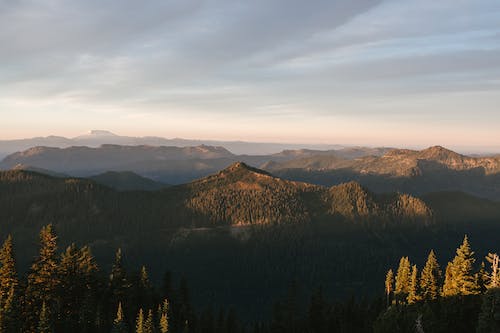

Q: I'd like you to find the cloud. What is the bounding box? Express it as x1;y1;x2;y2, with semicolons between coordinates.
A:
0;0;499;146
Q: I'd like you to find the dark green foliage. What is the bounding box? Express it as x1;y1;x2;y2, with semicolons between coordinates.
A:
0;235;19;332
24;225;59;332
57;244;98;332
476;288;500;333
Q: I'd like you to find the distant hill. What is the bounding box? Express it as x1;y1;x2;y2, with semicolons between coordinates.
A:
0;130;344;157
0;144;392;184
11;163;68;178
89;171;168;191
266;146;500;175
0;144;235;181
3;144;500;199
267;146;500;200
0;163;433;232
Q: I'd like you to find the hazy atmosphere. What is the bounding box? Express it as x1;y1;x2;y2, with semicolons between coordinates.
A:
1;0;500;151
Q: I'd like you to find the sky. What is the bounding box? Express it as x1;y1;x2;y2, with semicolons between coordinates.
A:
1;0;500;150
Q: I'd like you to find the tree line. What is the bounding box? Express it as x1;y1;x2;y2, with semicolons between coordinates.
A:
376;236;500;332
0;224;250;333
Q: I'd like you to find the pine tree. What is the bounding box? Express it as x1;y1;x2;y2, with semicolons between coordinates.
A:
395;256;411;303
25;225;59;332
442;262;455;297
37;301;52;333
485;253;499;289
385;269;394;306
0;235;18;300
109;248;131;311
144;309;154;333
159;299;170;333
136;308;145;333
111;302;128;333
0;236;18;333
57;244;98;331
407;265;420;304
443;235;480;296
420;250;442;301
477;262;488;293
135;266;154;311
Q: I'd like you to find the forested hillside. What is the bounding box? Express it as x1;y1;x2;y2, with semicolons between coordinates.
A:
0;164;499;330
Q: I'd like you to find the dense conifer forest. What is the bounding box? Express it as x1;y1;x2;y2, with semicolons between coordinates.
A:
1;167;500;331
1;227;498;332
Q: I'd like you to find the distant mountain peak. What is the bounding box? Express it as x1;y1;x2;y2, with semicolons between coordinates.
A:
418;145;463;160
222;161;270;175
87;130;117;136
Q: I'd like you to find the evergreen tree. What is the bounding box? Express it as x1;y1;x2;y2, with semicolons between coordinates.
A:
134;265;154;312
395;256;411;303
136;308;144;333
485;253;499;289
57;244;98;331
109;248;131;314
0;236;18;333
420;250;441;301
37;301;52;333
25;225;59;332
385;269;394;306
407;265;420;304
159;299;170;333
0;235;18;300
111;302;128;333
477;262;489;293
144;309;154;333
159;312;169;333
443;235;479;296
442;262;455;297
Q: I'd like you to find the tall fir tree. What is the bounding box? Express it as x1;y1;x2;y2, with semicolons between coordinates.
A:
0;236;19;332
407;265;420;304
442;235;479;296
136;308;145;333
57;244;98;332
0;235;18;300
111;302;128;333
159;299;170;333
385;269;394;306
24;225;59;332
420;250;442;301
395;256;411;303
485;253;499;289
144;309;154;333
109;248;131;316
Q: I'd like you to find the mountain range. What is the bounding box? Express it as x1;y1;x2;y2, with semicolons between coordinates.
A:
1;161;499;320
2;143;500;200
0;130;344;158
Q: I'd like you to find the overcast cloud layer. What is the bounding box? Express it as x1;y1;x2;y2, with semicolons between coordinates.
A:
1;0;500;150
